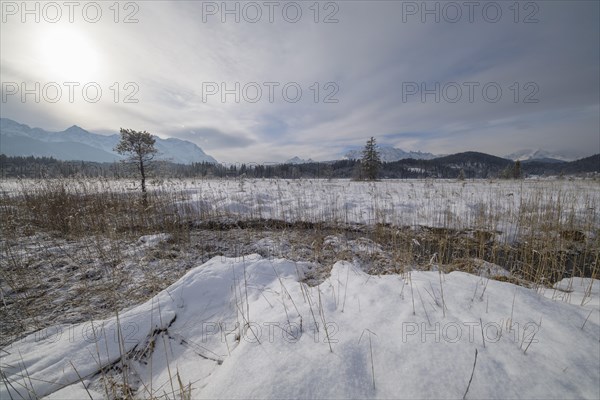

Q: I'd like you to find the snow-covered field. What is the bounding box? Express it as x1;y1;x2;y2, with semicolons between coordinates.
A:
1;178;599;399
2;255;598;399
2;177;599;232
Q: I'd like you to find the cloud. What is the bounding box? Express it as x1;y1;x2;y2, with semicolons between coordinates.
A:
1;1;598;162
166;127;256;150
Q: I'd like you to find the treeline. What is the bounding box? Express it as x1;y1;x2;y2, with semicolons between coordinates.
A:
1;153;598;180
0;155;122;178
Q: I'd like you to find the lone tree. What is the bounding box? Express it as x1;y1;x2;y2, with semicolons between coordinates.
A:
501;160;523;179
361;136;381;180
114;128;157;199
513;160;522;179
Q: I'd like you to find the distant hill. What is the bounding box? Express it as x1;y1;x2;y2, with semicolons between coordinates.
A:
377;151;512;179
0;118;218;164
1;152;597;179
375;152;598;179
432;151;512;167
521;158;566;164
562;154;600;173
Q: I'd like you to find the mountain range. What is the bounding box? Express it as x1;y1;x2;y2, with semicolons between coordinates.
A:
0;118;590;167
344;146;581;164
344;146;438;162
503;149;578;162
0;118;217;164
285;156;315;165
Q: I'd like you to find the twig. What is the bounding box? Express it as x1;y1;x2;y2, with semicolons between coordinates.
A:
462;348;478;400
524;330;538;354
479;318;486;348
69;361;94;400
508;287;517;332
359;329;378;390
581;309;593;330
439;269;447;317
416;287;431;326
342;265;350;312
409;271;416;315
318;288;333;352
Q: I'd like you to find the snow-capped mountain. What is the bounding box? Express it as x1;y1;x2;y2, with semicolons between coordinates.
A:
344;146;437;162
504;149;574;162
285;156;315;164
0;118;217;164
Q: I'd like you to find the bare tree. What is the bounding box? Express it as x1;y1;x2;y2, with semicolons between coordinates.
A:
114;128;157;201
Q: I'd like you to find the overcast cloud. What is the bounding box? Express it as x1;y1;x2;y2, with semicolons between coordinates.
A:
1;0;598;162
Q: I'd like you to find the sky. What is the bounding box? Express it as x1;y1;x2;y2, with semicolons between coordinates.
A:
1;0;599;163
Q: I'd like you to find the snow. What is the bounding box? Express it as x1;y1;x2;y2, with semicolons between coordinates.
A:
284;156;315;164
544;277;600;308
137;233;172;248
5;178;596;234
1;177;598;398
2;255;598;399
504;148;576;162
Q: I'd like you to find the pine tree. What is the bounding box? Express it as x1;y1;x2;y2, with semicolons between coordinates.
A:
513;160;522;179
361;137;381;180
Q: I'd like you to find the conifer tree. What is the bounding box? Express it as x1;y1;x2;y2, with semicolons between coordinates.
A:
361;137;381;180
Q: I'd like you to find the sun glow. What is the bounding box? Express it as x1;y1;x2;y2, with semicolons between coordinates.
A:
37;27;101;82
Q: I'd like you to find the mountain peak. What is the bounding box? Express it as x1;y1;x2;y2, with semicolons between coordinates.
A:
504;149;574;162
64;125;88;135
285;156;314;164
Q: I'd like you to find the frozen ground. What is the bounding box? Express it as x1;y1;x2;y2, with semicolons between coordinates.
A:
2;178;599;233
1;228;403;347
1;255;598;399
1;178;598;399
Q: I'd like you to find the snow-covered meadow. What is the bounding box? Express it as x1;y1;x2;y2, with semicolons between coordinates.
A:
1;177;599;399
2;177;599;232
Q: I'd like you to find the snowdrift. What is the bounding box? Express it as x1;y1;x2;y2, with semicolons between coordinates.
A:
2;255;599;399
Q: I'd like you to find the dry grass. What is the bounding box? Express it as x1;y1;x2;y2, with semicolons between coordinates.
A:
1;178;597;283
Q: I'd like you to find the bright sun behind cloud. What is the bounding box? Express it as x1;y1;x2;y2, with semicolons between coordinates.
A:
37;27;101;82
